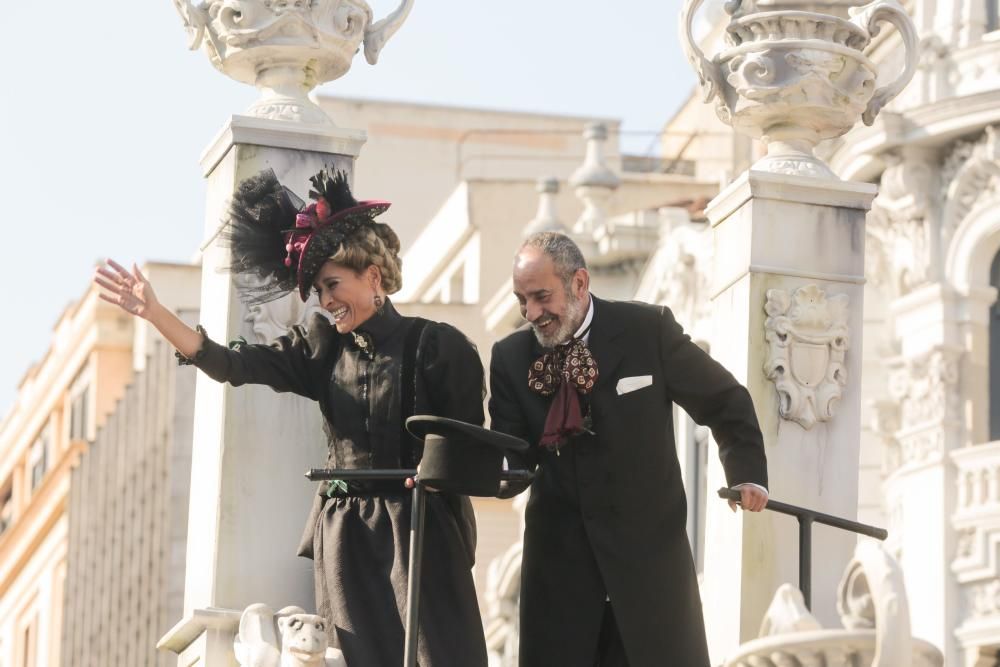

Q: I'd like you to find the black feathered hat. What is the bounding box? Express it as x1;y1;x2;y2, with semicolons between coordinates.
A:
406;416;530;497
221;167;390;304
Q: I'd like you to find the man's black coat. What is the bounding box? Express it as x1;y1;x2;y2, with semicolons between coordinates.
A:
488;297;768;667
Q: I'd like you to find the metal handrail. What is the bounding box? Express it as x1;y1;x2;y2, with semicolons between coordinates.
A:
717;487;887;609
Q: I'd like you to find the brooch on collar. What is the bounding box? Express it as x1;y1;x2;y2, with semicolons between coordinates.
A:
351;331;375;359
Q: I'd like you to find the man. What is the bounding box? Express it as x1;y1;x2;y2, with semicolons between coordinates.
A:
489;232;768;666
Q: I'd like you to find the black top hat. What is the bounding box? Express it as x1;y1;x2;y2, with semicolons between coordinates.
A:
406;416;529;497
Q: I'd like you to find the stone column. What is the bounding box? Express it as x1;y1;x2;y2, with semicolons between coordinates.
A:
159;116;366;667
678;0;917;661
185;116;366;615
879;329;964;664
523;177;565;237
160;2;414;663
699;172;876;662
569;123;620;235
873;281;997;667
953;442;1000;667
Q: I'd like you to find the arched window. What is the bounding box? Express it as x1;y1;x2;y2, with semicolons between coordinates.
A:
989;249;1000;439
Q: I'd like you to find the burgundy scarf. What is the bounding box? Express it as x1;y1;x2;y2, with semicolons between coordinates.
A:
528;337;598;450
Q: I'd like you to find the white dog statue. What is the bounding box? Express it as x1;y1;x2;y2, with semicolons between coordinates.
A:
234;603;347;667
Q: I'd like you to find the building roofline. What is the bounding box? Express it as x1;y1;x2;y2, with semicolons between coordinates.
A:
319;94;621;126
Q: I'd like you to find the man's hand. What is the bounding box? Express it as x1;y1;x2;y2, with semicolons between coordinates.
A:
729;483;768;512
404;465;439;493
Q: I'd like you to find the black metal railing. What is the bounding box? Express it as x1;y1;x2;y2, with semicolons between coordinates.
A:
717;488;887;609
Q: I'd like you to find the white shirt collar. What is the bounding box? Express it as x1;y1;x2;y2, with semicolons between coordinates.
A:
574;295;595;344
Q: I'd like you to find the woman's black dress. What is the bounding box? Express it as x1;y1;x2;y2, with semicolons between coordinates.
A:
182;300;488;666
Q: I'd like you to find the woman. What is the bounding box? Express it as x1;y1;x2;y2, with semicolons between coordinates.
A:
94;167;488;666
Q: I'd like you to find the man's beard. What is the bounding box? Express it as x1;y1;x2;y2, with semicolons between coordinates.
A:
531;292;587;349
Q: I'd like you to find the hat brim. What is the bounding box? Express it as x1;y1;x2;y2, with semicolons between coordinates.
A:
296;200;391;301
405;416;530;452
406;416;530;497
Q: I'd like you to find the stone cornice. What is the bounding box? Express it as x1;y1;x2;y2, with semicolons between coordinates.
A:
832;89;1000;180
199;115;367;177
707;170;877;225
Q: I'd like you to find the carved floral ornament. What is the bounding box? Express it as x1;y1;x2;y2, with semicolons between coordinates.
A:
874;347;962;475
764;285;849;429
865;151;935;297
866;126;1000;298
887;348;960;428
941;125;1000;247
970;580;1000;619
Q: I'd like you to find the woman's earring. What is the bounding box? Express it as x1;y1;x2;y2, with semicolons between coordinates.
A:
374;293;384;313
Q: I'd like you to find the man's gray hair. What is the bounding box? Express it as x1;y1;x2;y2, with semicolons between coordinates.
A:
519;232;587;288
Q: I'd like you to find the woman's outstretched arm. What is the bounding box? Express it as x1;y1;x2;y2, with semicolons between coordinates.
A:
93;259;204;358
94;258;321;398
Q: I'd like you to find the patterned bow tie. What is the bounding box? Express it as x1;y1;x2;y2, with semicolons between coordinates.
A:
528;337;599;450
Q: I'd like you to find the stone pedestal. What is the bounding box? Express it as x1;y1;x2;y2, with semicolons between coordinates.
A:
700;171;877;664
158;608;241;667
160;116;365;662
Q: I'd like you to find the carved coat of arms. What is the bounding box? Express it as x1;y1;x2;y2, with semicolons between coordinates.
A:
764;284;850;429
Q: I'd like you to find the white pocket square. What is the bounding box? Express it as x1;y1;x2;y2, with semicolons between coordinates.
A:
616;375;653;395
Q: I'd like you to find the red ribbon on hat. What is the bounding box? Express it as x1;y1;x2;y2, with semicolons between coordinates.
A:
283;199;332;268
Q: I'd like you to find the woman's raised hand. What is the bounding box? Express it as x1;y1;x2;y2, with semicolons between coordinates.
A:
94;259;160;319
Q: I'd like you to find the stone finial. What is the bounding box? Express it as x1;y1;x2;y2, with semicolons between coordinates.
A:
680;0;918;178
569;123;620;234
171;0;415;125
523;178;565;237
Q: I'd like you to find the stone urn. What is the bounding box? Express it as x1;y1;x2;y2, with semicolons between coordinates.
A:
172;0;414;125
680;0;917;178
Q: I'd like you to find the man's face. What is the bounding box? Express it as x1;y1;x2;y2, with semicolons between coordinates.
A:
512;247;589;348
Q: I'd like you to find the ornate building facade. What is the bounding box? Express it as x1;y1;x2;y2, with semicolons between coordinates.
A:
4;0;1000;658
476;0;1000;664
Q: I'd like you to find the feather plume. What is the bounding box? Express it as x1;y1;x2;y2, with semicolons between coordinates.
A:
218;169;302;304
308;168;358;211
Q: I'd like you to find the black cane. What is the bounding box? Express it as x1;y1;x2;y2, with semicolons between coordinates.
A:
717;487;887;609
403;481;427;667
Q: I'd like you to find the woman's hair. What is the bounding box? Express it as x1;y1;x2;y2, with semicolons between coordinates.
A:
328;222;403;294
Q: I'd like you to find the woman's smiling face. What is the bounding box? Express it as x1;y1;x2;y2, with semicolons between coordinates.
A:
314;260;380;333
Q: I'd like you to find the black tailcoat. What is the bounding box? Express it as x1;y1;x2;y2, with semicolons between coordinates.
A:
488;297;767;667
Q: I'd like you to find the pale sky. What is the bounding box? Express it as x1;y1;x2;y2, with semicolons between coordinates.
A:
0;1;701;416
